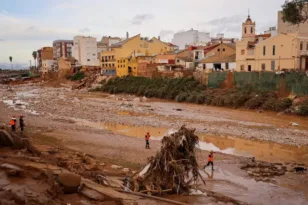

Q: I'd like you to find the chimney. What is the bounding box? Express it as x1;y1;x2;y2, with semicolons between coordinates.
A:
158;36;160;40
126;32;129;39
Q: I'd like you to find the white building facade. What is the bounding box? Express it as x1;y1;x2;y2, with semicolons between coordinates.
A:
72;36;99;66
42;60;55;73
171;29;210;50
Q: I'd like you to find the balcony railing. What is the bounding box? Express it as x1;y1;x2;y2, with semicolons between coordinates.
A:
299;50;308;56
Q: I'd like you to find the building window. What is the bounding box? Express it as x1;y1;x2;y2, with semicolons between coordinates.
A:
203;64;206;70
223;48;225;52
112;64;114;67
245;27;247;34
118;60;119;63
300;42;303;50
93;54;96;56
226;63;229;70
87;59;90;62
240;65;244;71
271;60;275;71
263;46;266;56
251;27;253;33
177;60;180;63
248;65;252;72
273;45;276;56
241;50;245;55
261;63;266;71
134;67;136;69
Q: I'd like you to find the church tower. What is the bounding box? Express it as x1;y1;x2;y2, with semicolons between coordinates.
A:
242;13;256;42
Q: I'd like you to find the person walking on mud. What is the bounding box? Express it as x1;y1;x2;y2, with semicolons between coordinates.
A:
19;114;24;134
204;151;214;171
145;132;150;149
10;116;16;132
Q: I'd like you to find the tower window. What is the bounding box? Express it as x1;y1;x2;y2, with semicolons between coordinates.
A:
251;27;253;33
245;27;247;34
263;46;266;56
273;45;276;56
300;42;303;50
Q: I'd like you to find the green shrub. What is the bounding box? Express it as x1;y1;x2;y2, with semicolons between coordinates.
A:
71;72;85;81
196;94;206;104
296;100;308;116
187;94;197;103
176;92;189;102
275;98;292;111
262;97;277;110
245;94;265;109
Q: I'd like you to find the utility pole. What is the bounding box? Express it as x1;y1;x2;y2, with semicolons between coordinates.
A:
29;60;32;69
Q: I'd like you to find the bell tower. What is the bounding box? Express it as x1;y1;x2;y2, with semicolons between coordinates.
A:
242;10;256;42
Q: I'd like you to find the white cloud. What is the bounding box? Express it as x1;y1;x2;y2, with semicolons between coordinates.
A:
0;0;285;65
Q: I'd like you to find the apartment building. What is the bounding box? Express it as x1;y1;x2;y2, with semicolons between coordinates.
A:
72;36;99;66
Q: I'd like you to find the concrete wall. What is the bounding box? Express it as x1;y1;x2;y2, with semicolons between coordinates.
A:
42;60;54;73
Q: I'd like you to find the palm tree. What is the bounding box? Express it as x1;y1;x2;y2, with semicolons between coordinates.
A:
9;56;12;70
32;51;37;70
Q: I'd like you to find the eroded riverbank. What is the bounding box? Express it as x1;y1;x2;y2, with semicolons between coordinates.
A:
0;84;308;205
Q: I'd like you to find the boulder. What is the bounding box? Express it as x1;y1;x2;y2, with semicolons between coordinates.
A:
0;130;14;147
0;163;24;176
56;173;81;193
111;165;123;170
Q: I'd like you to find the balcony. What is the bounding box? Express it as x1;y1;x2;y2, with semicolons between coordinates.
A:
299;50;308;56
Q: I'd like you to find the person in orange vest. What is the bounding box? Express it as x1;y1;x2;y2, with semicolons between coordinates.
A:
204;151;214;171
145;132;150;149
10;116;16;132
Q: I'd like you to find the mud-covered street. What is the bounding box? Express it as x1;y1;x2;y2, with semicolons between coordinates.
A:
1;84;308;205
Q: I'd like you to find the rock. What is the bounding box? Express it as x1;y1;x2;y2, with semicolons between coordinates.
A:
0;130;14;147
142;96;148;102
111;165;123;170
290;122;299;126
247;170;253;176
122;168;130;173
264;168;269;172
56;173;81;193
131;171;137;175
0;163;24;177
133;98;140;103
263;178;271;183
80;187;105;201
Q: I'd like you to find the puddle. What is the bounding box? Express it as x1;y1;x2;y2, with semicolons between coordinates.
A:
75;120;308;165
200;168;307;205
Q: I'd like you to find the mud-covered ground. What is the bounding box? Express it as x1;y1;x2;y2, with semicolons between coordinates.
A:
0;84;308;205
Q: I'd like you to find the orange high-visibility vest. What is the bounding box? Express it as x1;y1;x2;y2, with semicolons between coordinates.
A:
145;134;150;141
208;155;213;162
10;119;15;126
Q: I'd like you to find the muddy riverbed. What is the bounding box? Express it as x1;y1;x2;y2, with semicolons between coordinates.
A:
0;84;308;205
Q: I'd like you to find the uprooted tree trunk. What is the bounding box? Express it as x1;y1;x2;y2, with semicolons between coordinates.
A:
134;125;203;195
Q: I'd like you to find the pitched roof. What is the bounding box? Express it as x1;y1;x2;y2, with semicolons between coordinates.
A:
109;34;140;48
176;50;193;61
200;54;236;63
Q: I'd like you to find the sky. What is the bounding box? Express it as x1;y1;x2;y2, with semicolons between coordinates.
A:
0;0;285;69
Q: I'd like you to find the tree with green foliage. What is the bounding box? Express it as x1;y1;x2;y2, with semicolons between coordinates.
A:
9;56;13;70
32;51;37;70
282;0;308;24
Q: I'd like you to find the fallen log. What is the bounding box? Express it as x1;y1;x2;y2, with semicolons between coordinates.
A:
114;188;189;205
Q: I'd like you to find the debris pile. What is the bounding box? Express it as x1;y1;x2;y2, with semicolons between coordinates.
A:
241;161;286;183
134;125;203;195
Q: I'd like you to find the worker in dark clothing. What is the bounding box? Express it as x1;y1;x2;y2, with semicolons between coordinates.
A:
10;116;16;132
19;114;24;133
204;151;214;171
145;132;150;149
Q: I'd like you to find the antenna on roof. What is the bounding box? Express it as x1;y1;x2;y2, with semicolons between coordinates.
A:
248;8;250;17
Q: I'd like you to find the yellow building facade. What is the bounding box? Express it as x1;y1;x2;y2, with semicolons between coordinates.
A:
236;16;308;72
100;34;174;76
